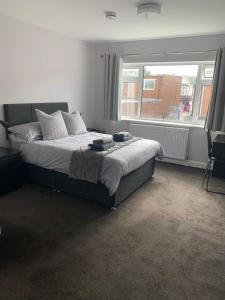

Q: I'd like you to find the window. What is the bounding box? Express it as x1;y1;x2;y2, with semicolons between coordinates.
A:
120;62;215;124
181;84;191;96
122;68;139;78
204;66;214;79
121;67;141;118
143;79;155;90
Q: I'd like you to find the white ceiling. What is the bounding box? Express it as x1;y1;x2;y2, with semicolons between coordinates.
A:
0;0;225;42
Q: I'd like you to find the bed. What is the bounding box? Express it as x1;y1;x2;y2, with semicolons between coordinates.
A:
3;102;162;208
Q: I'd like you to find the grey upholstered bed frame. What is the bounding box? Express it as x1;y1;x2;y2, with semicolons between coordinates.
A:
3;102;155;208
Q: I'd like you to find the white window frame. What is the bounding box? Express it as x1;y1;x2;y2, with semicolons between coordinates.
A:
143;79;156;90
181;84;191;96
203;65;214;79
120;61;215;126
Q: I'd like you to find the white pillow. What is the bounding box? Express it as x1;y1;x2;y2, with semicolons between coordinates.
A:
61;111;87;135
8;122;42;143
35;109;68;140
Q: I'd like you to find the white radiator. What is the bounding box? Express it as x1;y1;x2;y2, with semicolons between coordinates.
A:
130;123;189;160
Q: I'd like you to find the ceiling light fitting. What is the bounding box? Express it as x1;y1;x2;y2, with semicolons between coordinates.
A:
137;2;162;17
104;11;117;20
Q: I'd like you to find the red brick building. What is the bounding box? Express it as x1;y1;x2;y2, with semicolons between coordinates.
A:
122;75;182;119
199;85;212;119
122;75;212;121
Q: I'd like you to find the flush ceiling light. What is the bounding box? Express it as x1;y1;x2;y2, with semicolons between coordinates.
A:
137;1;162;17
104;11;117;20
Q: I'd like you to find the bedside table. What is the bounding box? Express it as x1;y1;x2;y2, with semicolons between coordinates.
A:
87;128;106;134
0;148;23;195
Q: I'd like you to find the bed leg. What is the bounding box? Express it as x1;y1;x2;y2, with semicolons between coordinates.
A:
56;190;61;193
110;206;117;211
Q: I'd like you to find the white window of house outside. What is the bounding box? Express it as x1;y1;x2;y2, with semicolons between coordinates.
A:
120;61;215;126
143;79;156;90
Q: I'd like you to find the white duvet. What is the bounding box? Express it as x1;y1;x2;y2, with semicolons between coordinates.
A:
19;132;163;195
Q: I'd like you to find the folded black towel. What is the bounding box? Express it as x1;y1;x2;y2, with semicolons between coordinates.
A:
118;131;132;137
93;137;113;145
113;131;133;142
113;135;131;142
89;141;115;151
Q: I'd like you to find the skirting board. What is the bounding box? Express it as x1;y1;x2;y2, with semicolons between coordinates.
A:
157;157;206;169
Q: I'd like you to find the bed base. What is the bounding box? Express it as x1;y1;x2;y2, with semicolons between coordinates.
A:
24;158;155;208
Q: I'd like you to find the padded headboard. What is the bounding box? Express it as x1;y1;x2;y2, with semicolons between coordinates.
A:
4;102;69;127
3;102;69;138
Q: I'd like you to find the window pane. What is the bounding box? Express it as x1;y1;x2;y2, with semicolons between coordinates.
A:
181;84;191;96
198;85;212;120
143;79;155;90
122;68;139;78
120;63;214;123
121;82;140;118
204;66;214;79
141;65;198;121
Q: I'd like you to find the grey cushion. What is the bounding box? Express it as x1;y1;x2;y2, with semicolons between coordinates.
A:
36;109;68;140
61;111;87;135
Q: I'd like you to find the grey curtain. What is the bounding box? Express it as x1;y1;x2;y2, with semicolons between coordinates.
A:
206;47;225;131
104;53;123;121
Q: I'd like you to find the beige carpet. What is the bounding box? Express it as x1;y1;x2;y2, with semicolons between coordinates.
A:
0;162;225;300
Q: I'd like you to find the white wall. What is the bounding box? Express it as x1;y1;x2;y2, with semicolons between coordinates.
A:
91;34;225;167
0;14;95;147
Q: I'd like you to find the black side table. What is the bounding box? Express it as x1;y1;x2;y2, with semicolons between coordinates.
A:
0;147;23;195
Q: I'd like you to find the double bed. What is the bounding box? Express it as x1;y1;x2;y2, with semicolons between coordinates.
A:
3;102;163;208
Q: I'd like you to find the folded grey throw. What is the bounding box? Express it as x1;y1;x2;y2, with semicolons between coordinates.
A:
69;137;142;184
93;137;113;145
113;131;133;142
89;141;115;151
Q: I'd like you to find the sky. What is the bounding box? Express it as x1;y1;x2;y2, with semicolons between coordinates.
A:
144;65;199;77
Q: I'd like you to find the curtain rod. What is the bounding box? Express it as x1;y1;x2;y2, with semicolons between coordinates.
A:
100;49;217;58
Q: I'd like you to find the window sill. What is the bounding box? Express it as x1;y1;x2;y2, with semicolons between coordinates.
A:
121;118;205;129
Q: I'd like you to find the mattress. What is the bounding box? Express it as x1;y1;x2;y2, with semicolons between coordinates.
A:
18;132;163;195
